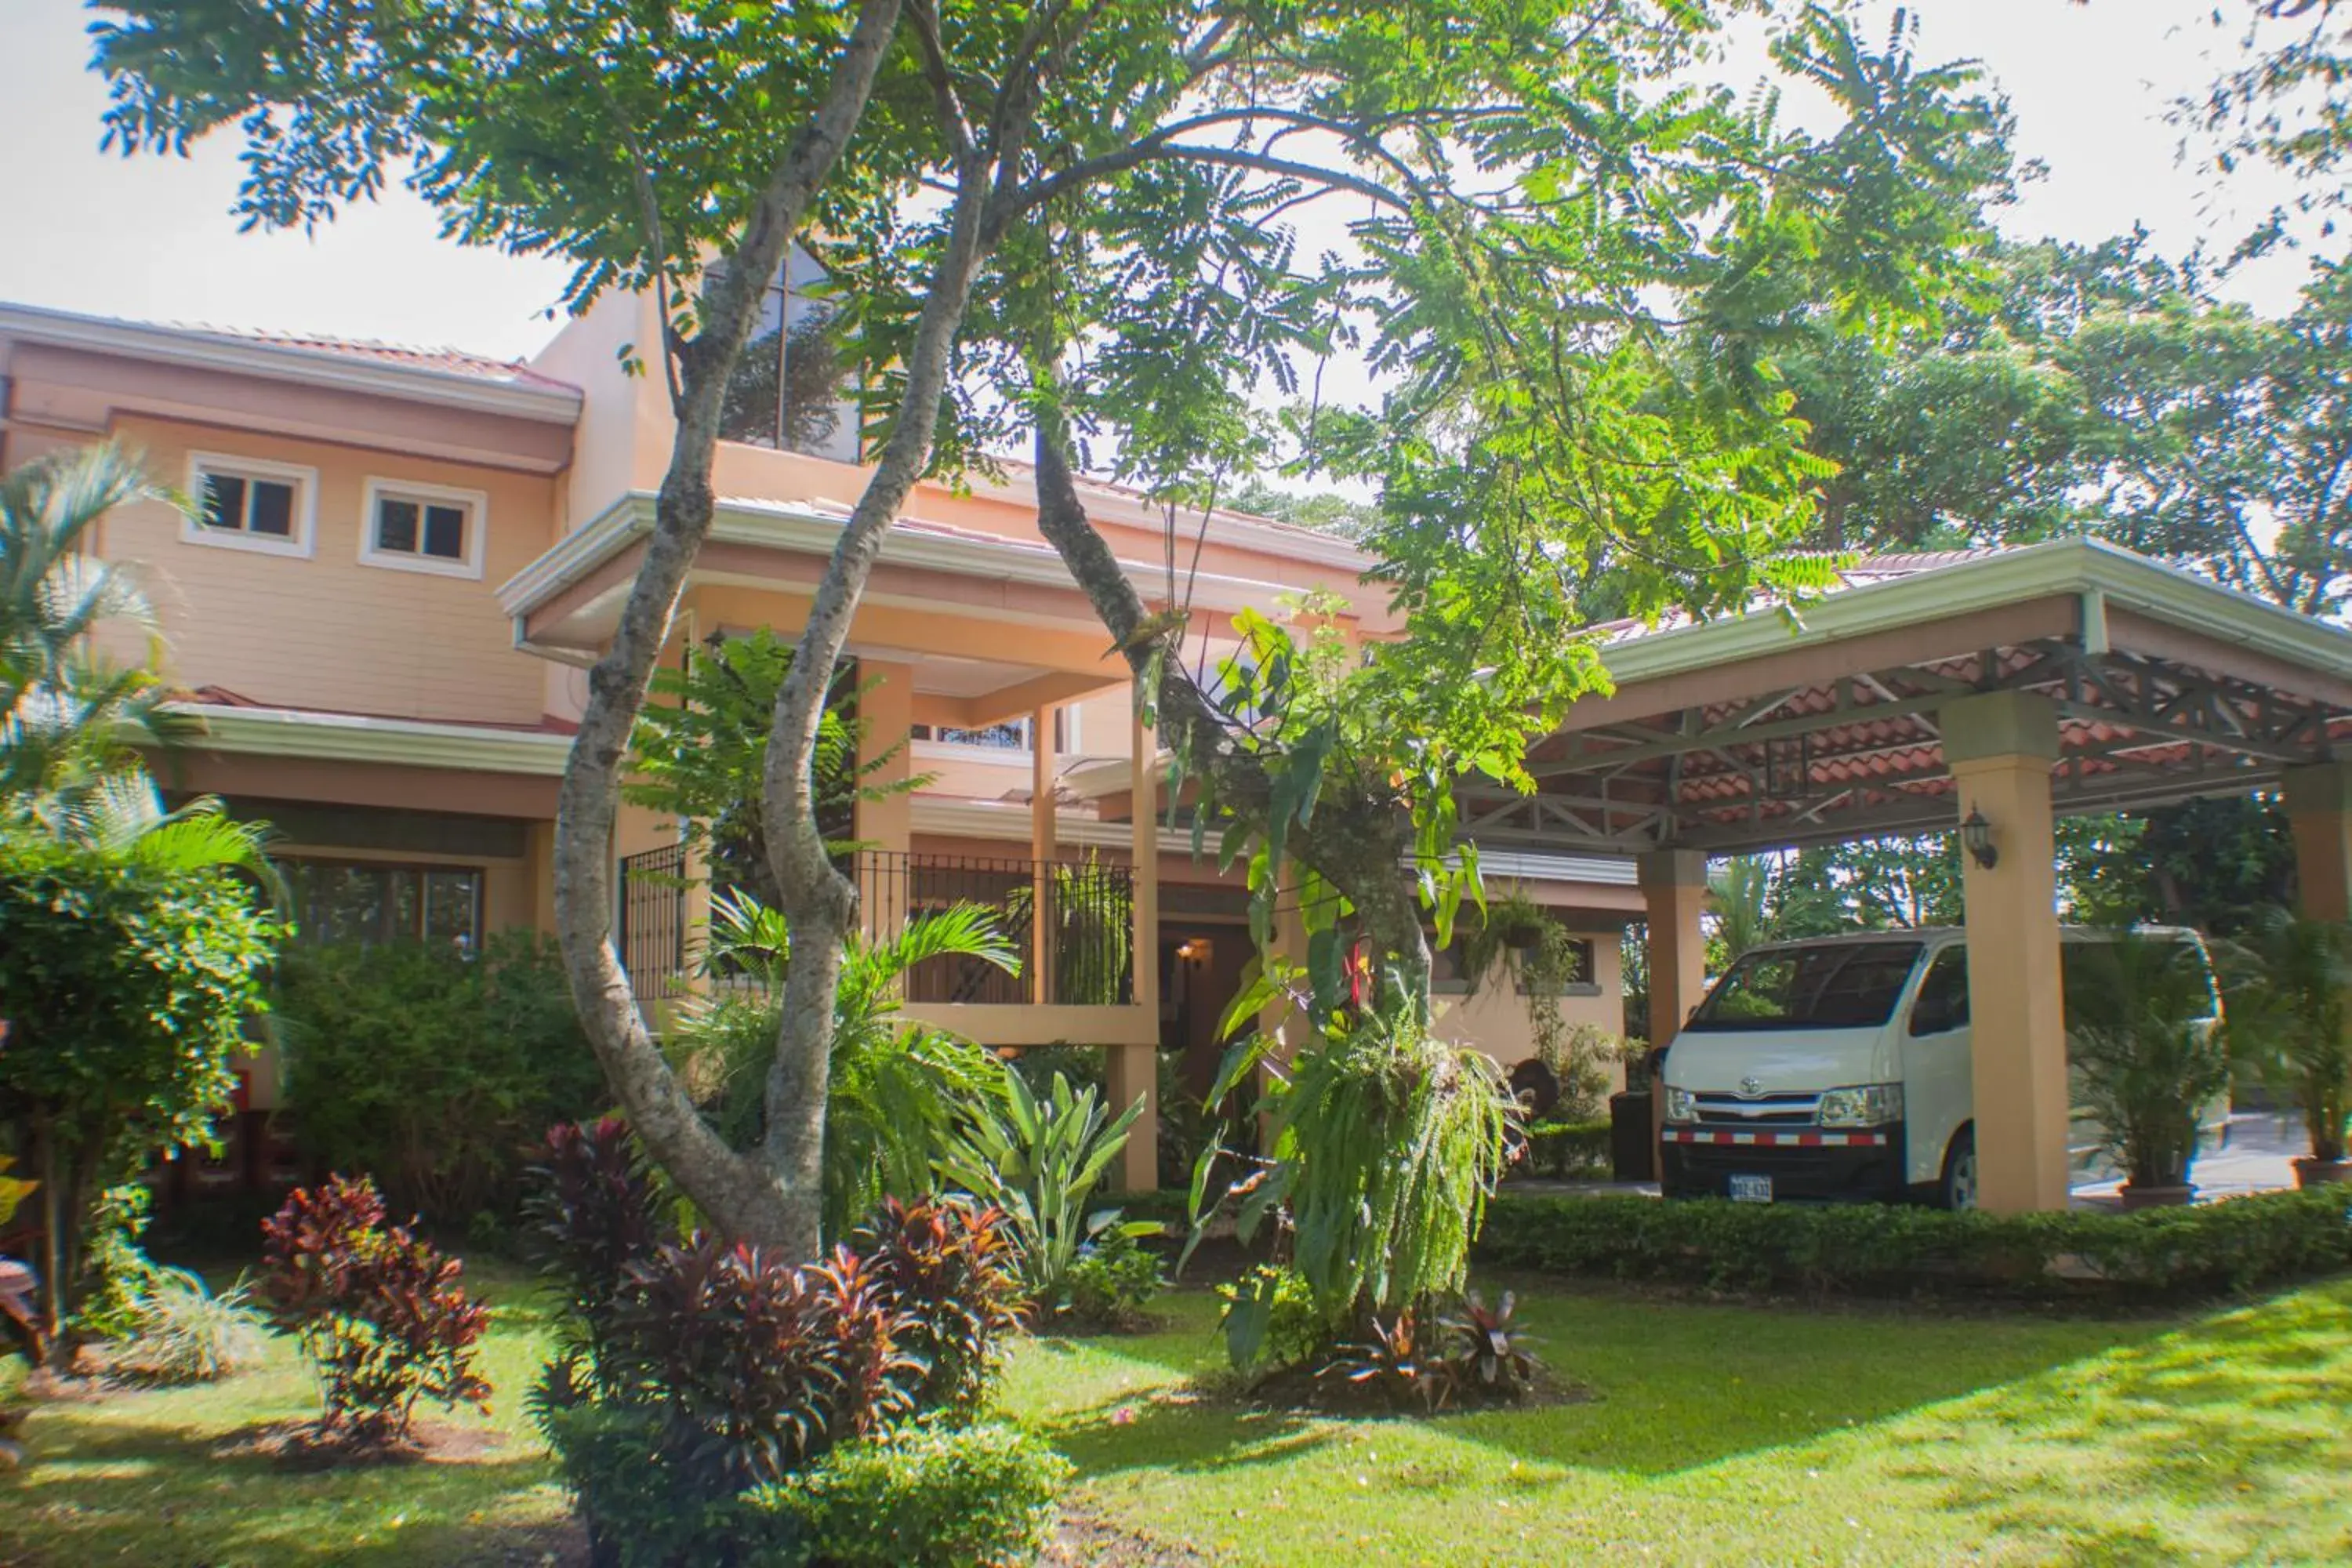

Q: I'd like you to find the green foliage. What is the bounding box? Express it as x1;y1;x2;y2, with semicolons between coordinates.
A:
111;1265;267;1386
624;632;920;904
1006;1044;1104;1102
1519;1118;1616;1181
274;934;607;1227
1477;1187;2352;1301
2222;906;2352;1163
1207;1000;1515;1361
1062;1221;1163;1330
1213;1264;1324;1377
2066;933;2231;1190
0;818;281;1352
1000;852;1131;1006
669;892;1016;1240
746;1418;1070;1568
260;1175;493;1443
939;1071;1149;1318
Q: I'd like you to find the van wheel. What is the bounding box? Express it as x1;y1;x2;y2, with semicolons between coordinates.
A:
1939;1127;1978;1212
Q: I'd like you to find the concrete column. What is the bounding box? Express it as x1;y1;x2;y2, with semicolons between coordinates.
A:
854;660;916;942
1639;848;1708;1172
1030;703;1058;1005
2283;762;2352;923
1638;849;1709;1050
1109;695;1162;1192
1944;690;2068;1214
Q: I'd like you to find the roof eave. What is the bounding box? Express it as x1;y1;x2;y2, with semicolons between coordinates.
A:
0;301;583;426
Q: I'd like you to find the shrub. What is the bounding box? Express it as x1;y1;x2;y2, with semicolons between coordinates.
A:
526;1116;665;1372
1517;1117;1612;1180
260;1175;492;1443
113;1265;266;1385
2067;931;2232;1189
1063;1218;1163;1329
1475;1188;2352;1301
1214;1263;1323;1374
0;830;281;1359
855;1196;1022;1417
749;1419;1072;1568
940;1070;1152;1316
274;933;608;1227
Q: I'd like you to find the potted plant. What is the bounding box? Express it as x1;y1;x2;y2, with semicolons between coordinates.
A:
2067;931;2232;1208
2222;907;2351;1188
1479;891;1550;953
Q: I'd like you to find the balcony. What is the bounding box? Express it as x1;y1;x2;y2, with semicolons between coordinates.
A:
617;845;1152;1045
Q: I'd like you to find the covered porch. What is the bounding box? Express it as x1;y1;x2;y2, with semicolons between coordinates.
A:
1463;540;2352;1212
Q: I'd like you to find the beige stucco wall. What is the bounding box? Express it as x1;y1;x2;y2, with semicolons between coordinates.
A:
89;416;560;725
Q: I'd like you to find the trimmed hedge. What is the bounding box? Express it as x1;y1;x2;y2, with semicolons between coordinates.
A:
543;1406;1065;1568
1475;1188;2352;1301
749;1420;1070;1567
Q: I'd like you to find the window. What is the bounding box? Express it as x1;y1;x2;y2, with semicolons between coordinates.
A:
716;243;862;461
283;858;484;951
909;713;1076;752
361;479;487;578
1686;941;1924;1032
185;452;317;557
1908;947;1969;1036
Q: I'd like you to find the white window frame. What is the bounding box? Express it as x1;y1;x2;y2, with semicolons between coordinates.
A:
359;477;489;579
183;452;319;559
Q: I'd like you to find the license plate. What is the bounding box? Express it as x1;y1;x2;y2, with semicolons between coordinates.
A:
1729;1174;1773;1203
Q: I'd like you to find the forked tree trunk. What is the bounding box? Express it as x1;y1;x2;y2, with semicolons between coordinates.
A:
757;151;1017;1256
550;0;902;1248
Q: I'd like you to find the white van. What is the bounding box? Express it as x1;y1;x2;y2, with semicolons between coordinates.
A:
1657;926;2223;1208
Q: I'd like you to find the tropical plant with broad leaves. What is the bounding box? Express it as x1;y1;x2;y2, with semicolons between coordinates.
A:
2067;932;2231;1192
0;442;198;806
1199;993;1517;1370
938;1070;1152;1317
667;890;1017;1240
2223;906;2352;1165
624;630;926;906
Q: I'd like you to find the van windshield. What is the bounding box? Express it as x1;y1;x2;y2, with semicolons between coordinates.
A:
1686;941;1925;1032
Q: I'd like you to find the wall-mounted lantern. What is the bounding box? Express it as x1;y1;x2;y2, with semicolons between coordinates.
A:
1961;805;1999;870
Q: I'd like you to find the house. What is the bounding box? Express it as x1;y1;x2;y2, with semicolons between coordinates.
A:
0;289;1645;1189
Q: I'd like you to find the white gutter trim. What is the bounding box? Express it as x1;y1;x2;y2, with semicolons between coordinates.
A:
911;799;1640;892
1601;537;2352;688
0;300;583;425
500;492;1307;622
169;702;573;775
910;798;1193;855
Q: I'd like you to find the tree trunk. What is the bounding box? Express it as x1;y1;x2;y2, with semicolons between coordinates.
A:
550;0;902;1248
757;154;1007;1257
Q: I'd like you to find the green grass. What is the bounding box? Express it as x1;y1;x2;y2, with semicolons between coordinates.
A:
5;1265;2350;1565
1013;1278;2352;1566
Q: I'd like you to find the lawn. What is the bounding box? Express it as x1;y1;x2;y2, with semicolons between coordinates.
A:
4;1265;2350;1566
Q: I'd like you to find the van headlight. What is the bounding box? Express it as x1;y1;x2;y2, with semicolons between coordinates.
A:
1663;1087;1700;1123
1817;1084;1903;1128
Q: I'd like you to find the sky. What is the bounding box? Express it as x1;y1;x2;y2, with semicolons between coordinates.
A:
0;0;2327;365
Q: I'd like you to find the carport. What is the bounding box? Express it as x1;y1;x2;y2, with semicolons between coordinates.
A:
1457;540;2352;1211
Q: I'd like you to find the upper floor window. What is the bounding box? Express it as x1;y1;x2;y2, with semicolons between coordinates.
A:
716;245;862;462
361;478;488;579
185;452;317;558
909;711;1080;753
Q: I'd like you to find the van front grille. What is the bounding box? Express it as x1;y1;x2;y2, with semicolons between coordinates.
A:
1693;1091;1821;1128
